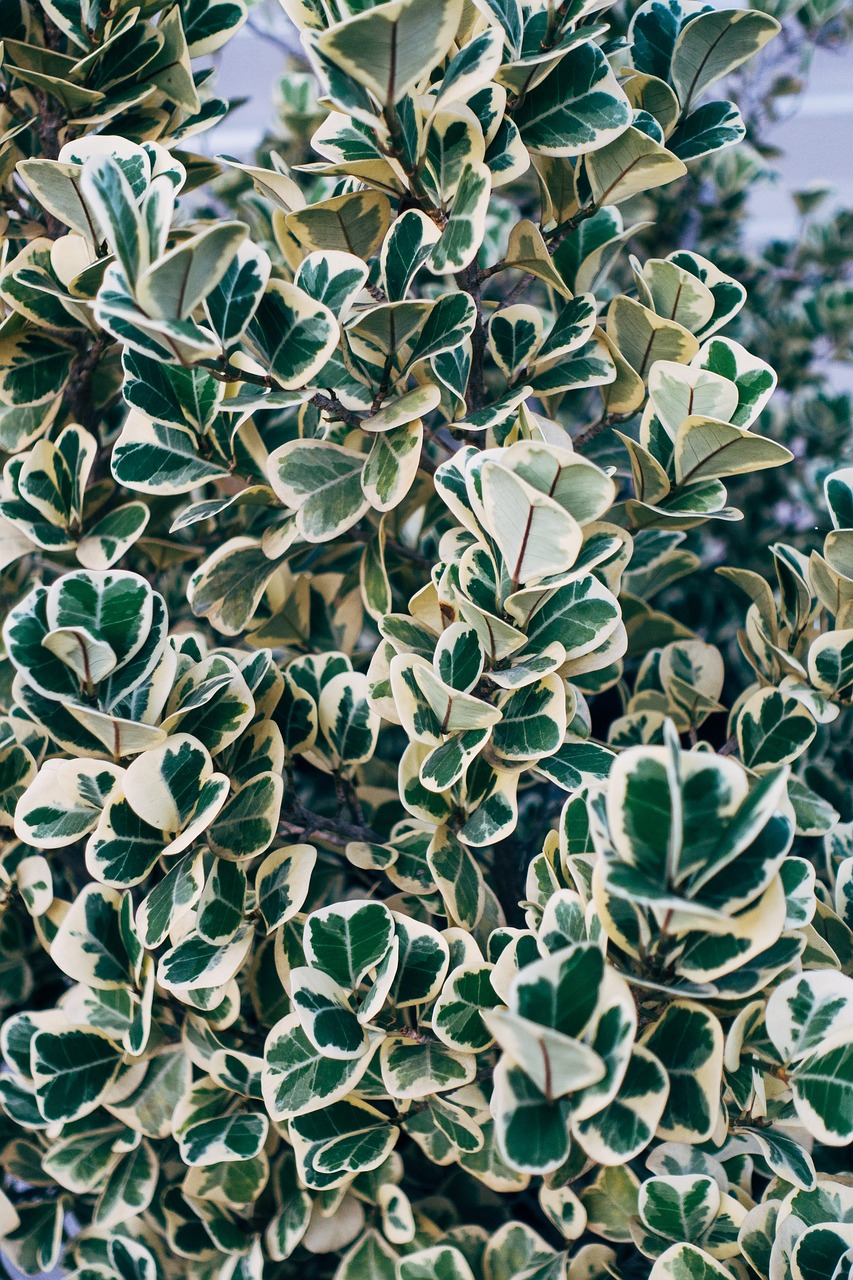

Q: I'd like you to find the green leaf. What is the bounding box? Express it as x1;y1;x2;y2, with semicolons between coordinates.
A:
32;1025;123;1122
427;826;487;928
0;331;74;408
398;1245;475;1280
429;161;492;274
670;9;780;111
638;1174;720;1243
649;1244;734;1280
286;190;392;259
335;1229;398;1280
268;439;368;542
304;899;395;990
586;126;686;205
608;296;699;380
14;757;121;847
573;1044;668;1164
205;241;271;344
515;43;632;157
362;420;423;512
51;883;131;989
790;1036;853;1147
316;0;463;105
736;687;816;772
255;843;316;933
136;222;247;321
136;850;204;949
179;1112;269;1166
380;1037;475;1099
157;922;253;994
93;1139;158;1228
491;1055;573;1175
246;280;339;388
80;155;145;280
641;1001;723;1142
381;210;442;301
290;965;368;1059
674;416;792;484
670;101;745;162
263;1013;376;1120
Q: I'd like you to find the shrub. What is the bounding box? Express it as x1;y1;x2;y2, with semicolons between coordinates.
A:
1;1;852;1279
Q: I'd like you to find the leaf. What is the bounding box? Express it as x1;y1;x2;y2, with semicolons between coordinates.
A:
197;858;247;944
736;687;816;772
491;677;567;764
674;417;792;484
491;1055;572;1174
427;826;487;928
205;240;271;343
179;1112;269;1167
246;280;339;388
80;155;145;280
515;43;632;157
790;1036;853;1147
398;1245;476;1280
283;1087;377;1167
362;420;423;512
481;460;582;588
670;101;746;163
136;222;247;321
32;1025;123;1122
336;1229;398;1280
316;0;463;105
187;538;280;636
502;219;572;297
0;331;75;408
573;1044;668;1165
51;883;131;990
286;190;392;259
641;1001;723;1142
94;1139;158;1228
290;966;368;1059
586;127;686;205
14;757;121;847
263;1014;376;1120
157;922;253;994
268;440;368;542
695;336;776;427
381;210;442;301
381;1036;475;1099
136;850;204;949
294;249;369;320
434;26;504;111
607;297;699;380
77;502;150;570
671;10;780;111
638;1174;720;1243
304;900;395;990
765;971;853;1065
429;161;492;274
650;1244;734;1280
255;844;316;933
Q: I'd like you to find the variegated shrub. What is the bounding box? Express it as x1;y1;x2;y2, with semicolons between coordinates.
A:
1;0;851;1278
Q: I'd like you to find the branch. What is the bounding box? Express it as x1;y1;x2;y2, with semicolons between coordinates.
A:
572;410;636;451
278;802;384;849
457;262;488;413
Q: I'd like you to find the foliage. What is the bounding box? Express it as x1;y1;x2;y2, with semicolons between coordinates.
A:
1;1;852;1279
611;0;853;579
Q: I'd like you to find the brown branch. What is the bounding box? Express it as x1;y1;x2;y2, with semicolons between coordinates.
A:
457;262;488;413
572;410;636;451
278;802;384;849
